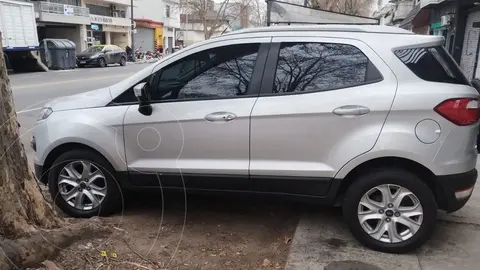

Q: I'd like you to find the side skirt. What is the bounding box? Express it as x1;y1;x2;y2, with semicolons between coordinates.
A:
115;171;342;204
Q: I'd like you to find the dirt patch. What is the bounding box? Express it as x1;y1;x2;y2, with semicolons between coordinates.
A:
40;191;302;270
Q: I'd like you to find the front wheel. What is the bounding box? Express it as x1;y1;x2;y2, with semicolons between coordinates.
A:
343;168;437;253
119;56;126;66
48;149;122;218
98;58;106;68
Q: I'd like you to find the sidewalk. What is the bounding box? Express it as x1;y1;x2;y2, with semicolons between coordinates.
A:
285;162;480;270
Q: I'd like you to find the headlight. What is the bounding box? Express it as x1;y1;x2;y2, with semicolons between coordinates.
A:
38;107;53;120
91;54;100;59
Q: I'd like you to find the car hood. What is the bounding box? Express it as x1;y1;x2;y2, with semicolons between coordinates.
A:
77;51;102;58
44;87;112;112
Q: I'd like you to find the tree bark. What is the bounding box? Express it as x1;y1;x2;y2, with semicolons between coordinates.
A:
0;32;61;239
0;32;112;270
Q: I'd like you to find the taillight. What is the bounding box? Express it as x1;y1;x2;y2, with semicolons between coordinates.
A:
434;98;480;126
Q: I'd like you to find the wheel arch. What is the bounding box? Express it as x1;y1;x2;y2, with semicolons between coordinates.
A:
334;157;438;204
41;142;116;183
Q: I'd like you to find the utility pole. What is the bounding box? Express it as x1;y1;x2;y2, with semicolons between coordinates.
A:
266;0;271;26
130;0;135;58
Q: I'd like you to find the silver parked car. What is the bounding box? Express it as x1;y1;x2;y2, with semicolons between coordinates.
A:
32;25;479;253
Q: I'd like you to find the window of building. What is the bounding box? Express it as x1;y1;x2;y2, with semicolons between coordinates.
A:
395;46;470;85
166;5;170;18
48;0;80;6
149;43;260;101
86;4;125;17
271;42;382;94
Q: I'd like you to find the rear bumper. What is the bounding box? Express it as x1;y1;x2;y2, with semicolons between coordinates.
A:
435;169;477;213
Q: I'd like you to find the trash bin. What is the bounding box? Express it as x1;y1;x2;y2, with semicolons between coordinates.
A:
39;39;76;70
59;39;76;69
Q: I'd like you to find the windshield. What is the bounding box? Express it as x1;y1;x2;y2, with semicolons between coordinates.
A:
85;46;105;53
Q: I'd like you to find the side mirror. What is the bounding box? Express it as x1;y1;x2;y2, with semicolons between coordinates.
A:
133;82;152;116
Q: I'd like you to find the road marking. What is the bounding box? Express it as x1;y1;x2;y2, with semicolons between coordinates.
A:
13;74;129;90
18;107;42;114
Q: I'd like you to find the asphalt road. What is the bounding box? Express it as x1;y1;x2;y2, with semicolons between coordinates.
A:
10;63;152;159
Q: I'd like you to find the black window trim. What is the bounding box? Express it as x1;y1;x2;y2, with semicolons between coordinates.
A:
107;42;271;106
258;42;384;97
394;45;470;86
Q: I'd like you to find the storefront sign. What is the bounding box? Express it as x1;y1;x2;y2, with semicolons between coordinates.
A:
90;15;130;27
91;24;100;30
430;21;442;29
63;5;74;16
90;15;113;24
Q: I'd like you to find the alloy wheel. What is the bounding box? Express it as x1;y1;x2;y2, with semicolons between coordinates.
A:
357;184;423;243
57;160;107;211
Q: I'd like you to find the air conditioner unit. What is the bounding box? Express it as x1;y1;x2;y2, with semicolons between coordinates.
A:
441;14;452;26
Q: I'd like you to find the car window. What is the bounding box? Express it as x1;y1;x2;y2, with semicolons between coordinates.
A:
85;46;104;52
271;42;382;94
112;45;122;52
395;46;470;85
150;43;260;101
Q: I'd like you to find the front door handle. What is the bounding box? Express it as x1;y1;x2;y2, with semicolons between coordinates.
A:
205;112;237;122
333;105;370;116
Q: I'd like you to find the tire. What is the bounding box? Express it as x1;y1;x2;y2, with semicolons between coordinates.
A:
119;57;126;66
48;149;122;218
342;168;437;253
98;58;106;68
77;64;85;68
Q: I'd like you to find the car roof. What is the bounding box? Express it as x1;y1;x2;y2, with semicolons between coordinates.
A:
217;24;414;38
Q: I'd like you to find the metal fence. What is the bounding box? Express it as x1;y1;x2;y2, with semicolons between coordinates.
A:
35;1;89;17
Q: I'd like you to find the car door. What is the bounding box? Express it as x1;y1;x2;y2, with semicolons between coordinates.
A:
123;38;270;190
103;45;115;64
249;36;397;196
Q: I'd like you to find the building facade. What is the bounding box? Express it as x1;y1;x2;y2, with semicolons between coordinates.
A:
32;0;132;52
133;0;179;53
451;0;480;81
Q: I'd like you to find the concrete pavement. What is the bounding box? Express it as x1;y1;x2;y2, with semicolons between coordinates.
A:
286;160;480;270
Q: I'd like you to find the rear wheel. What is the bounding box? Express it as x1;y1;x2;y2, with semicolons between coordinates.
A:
119;56;126;66
48;149;122;218
343;168;437;253
98;58;106;68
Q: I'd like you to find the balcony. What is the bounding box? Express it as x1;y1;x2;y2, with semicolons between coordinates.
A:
393;0;414;22
420;0;445;9
34;1;90;25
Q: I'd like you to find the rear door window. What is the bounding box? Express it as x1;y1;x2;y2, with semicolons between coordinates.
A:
395;46;470;85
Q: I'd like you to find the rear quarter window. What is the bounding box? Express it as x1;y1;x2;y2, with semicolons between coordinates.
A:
395;46;470;85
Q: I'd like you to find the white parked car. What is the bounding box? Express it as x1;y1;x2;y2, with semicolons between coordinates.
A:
32;25;479;253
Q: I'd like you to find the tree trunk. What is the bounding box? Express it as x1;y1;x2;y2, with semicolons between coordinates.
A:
0;32;61;239
0;32;110;270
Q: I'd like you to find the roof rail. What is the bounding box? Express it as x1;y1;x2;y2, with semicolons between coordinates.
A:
216;24;414;38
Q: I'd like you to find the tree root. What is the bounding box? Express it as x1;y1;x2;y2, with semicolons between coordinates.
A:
0;218;111;270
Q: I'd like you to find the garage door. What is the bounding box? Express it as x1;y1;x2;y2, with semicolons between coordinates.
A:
134;27;154;52
460;10;480;80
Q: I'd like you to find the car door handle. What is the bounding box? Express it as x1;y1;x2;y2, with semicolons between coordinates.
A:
333;105;370;116
205;112;237;122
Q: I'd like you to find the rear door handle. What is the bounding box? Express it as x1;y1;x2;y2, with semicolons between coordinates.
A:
205;112;237;122
333;105;370;116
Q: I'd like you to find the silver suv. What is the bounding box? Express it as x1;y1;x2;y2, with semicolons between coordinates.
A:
32;25;479;253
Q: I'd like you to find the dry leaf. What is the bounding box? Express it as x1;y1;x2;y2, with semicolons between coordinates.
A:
42;260;62;270
263;258;271;267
